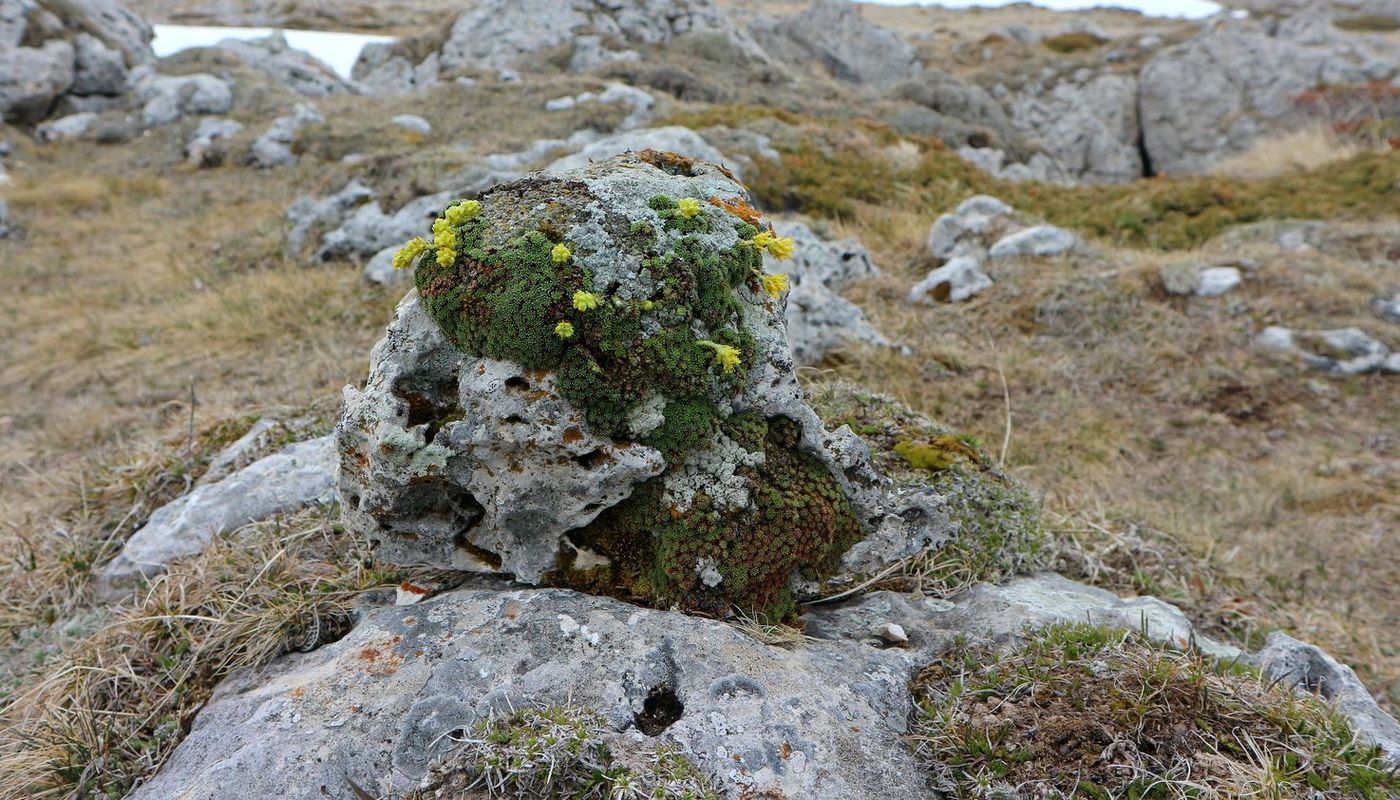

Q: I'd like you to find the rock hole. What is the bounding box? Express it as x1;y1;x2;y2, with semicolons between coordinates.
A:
503;414;527;424
574;449;604;469
634;685;684;736
504;375;529;389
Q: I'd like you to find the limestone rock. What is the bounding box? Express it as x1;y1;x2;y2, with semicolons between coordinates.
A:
315;189;452;261
362;245;401;286
1256;325;1399;375
1002;70;1142;183
988;224;1077;260
1374;293;1400;324
544;125;732;175
70;32;127;96
0;40;75;123
909;255;992;304
926;194;1014;261
336;153;921;618
97;436;337;598
389;113;431;135
34;110;96;142
756;0;920;86
772;220;890;364
284;179;377;254
184;116;243;167
249;102;323;168
213;32;350;97
1140;19;1400;174
133;68;234;127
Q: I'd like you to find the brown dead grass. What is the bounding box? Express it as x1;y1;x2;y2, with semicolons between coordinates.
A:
1211;127;1369;180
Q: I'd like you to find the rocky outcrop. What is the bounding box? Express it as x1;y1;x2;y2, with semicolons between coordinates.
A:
97;436;337;598
249;102;322;167
336;152;941;620
183;116;242;167
0;0;153;123
1001;69;1142;183
212;32;351;97
754;0;920;86
1139;16;1400;175
1255;325;1400;375
131;66;234;127
130;573;1400;798
353;0;763;93
773;220;891;364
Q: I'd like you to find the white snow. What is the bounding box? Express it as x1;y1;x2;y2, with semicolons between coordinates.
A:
151;24;394;79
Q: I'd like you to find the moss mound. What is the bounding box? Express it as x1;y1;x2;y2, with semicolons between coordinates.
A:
912;623;1400;799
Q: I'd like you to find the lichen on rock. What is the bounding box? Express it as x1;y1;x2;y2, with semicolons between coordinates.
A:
336;151;916;621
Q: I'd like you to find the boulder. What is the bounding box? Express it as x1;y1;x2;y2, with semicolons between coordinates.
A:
544;125;733;175
97;436;337;598
774;220;891;363
213;32;350;97
1256;325;1399;375
926;194;1013;260
315;189;453;261
336;152;933;620
133;68;234;127
284;179;377;254
908;254;993;304
1139;19;1400;174
755;0;920;86
70;32;127;95
1160;261;1244;297
0;40;75;123
1002;70;1142;183
362;245;401;286
988;224;1078;260
183;116;243;167
249;102;323;167
34;109;96;142
132;571;1400;798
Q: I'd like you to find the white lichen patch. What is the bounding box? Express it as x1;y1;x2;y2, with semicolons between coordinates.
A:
662;431;765;513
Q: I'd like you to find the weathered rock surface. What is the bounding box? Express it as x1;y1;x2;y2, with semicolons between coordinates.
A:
774;220;890;364
132;572;1399;797
1002;69;1141;183
249;102;323;167
754;0;920;86
1139;17;1400;174
183;116;243;167
0;0;152;123
34;109;96;142
908;254;992;304
354;0;763;92
336;153;935;617
213;32;350;97
285;179;377;254
1160;261;1244;297
988;224;1078;260
1256;325;1400;375
97;436;337;597
544;125;732;175
132;66;234;127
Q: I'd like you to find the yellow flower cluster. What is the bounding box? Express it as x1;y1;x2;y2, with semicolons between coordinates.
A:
551;243;572;263
392;237;428;271
698;340;742;374
761;272;790;299
432;218;458;267
572;290;600;312
444;199;480;226
752;229;796;260
677;197;702;219
554;321;574;339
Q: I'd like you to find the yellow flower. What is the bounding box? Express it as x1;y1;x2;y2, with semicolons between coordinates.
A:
554;321;575;339
572;290;600;312
698;340;742;374
766;235;795;260
444;199;480;226
392;237;428;270
433;218;458;252
436;247;457;267
751;229;795;260
761;272;790;299
677;197;702;219
551;243;572;263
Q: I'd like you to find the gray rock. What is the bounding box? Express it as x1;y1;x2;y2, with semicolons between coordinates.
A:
335;154;917;588
1140;20;1399;174
926;194;1014;260
47;0;154;66
1256;325;1398;375
129;586;933;800
0;40;75;123
988;224;1077;260
757;0;920;86
213;32;350;97
184;116;243;167
284;179;377;254
249;103;323;168
134;68;234;127
1255;632;1400;761
97;436;337;598
908;255;992;304
1003;71;1142;183
315;189;452;261
1161;262;1243;297
0;197;9;238
773;220;890;364
956;146;1073;185
1196;266;1243;297
70;32;127;96
35;110;97;142
362;244;403;286
352;44;439;95
544;125;733;176
389;114;431;135
1373;293;1400;324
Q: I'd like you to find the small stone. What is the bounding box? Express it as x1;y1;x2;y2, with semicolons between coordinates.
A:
390;114;432;135
875;622;908;646
1196;266;1242;297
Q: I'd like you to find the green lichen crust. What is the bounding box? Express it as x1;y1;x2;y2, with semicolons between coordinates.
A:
408;159;774;459
560;414;864;622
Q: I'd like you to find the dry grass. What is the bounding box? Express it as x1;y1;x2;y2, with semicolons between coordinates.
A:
912;623;1400;799
1210;127;1368;180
